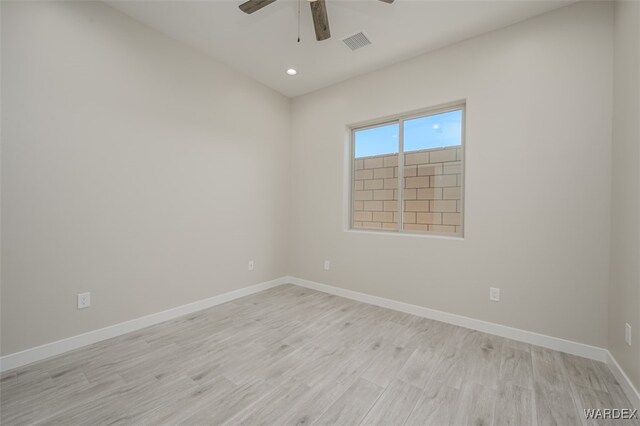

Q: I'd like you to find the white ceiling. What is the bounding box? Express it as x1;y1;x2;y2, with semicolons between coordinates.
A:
108;0;575;97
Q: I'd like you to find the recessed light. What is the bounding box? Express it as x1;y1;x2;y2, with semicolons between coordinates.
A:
286;68;298;76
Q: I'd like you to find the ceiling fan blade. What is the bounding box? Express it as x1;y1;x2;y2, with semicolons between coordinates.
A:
239;0;276;14
378;0;395;3
310;0;330;41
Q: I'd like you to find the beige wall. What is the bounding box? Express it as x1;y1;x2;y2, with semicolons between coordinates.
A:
0;1;291;355
290;1;613;348
609;1;640;392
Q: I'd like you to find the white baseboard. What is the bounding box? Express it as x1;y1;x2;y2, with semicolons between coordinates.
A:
287;276;608;362
607;351;640;410
0;277;288;373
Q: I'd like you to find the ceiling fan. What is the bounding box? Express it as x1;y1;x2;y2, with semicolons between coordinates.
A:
239;0;394;42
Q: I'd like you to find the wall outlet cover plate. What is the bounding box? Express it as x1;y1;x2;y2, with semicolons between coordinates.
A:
78;292;91;309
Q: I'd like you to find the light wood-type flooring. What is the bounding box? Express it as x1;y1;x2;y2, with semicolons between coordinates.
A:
1;284;637;425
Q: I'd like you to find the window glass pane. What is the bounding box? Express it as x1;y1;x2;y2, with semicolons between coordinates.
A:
404;110;462;152
354;123;399;158
353;123;399;230
402;111;463;235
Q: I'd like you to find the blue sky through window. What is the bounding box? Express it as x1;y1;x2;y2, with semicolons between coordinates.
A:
354;109;462;158
354;123;399;158
404;110;462;152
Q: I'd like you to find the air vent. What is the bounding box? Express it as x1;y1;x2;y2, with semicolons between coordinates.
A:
342;32;371;51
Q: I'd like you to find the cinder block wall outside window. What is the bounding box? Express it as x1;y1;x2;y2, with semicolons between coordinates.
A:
353;146;463;234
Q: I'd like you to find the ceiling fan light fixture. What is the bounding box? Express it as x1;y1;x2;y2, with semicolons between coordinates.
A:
286;68;298;76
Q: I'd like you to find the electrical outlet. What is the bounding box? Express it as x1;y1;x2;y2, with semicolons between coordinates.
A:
248;260;254;271
324;260;330;271
78;292;91;309
489;287;500;302
625;323;632;346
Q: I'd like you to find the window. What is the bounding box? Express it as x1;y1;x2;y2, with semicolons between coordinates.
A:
351;104;464;236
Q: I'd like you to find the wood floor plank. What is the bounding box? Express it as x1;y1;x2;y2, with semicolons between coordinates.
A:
534;382;583;426
260;343;323;386
224;380;310;426
133;375;237;425
182;377;272;425
289;344;359;388
38;375;195;425
562;353;609;392
0;372;17;388
428;344;469;390
452;382;496;426
1;375;56;409
224;341;297;385
494;382;533;426
461;331;503;391
275;379;349;426
361;344;412;387
333;342;381;387
405;379;461;426
396;348;439;389
532;346;572;392
500;345;534;390
2;374;126;425
313;377;383;426
360;379;422;426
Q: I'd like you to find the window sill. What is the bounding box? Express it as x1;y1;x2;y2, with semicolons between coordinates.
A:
344;229;464;241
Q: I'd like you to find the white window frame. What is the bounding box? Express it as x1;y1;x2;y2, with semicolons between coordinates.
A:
347;101;466;238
